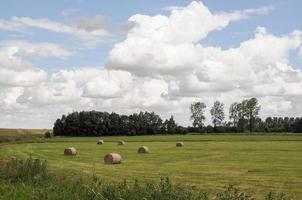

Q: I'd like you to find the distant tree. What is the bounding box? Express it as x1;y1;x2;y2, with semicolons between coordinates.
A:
210;101;225;128
245;98;261;132
229;102;240;128
231;98;260;132
265;117;273;130
190;102;206;128
109;112;121;135
64;112;80;136
283;117;290;132
164;116;178;134
292;117;302;133
229;100;247;132
237;100;248;132
53;114;66;136
53;110;187;136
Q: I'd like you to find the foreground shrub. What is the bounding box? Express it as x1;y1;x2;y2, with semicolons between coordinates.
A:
215;184;254;200
2;157;47;180
265;192;293;200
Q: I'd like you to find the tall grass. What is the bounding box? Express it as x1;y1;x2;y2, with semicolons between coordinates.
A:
3;156;47;180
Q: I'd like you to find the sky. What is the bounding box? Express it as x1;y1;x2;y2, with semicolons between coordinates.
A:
0;0;302;128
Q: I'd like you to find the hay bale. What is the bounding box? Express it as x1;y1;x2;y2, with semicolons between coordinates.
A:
176;141;184;147
138;146;149;154
64;147;77;156
97;140;104;144
104;153;122;164
117;140;125;145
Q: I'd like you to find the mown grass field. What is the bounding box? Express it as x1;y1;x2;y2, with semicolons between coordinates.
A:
1;133;302;198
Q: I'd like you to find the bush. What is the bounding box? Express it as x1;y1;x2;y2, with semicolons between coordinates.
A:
215;184;254;200
44;131;53;138
265;192;293;200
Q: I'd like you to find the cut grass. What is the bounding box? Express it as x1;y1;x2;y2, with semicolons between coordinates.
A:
1;134;302;198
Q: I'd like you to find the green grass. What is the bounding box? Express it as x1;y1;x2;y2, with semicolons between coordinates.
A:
1;134;302;198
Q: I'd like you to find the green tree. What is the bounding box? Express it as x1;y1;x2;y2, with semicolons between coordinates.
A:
229;102;239;128
210;101;225;128
165;115;178;134
190;102;206;128
245;97;261;132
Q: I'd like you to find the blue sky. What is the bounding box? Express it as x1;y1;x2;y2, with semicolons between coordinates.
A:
0;0;302;128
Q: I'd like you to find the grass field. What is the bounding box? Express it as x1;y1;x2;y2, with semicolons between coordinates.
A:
1;134;302;198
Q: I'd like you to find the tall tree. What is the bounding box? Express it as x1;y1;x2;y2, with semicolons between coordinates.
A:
210;101;225;128
229;102;239;128
245;98;261;132
190;102;206;128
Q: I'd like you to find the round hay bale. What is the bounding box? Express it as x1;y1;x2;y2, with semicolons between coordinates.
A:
138;146;149;154
97;140;104;144
64;147;77;156
176;141;184;147
104;153;122;164
117;140;125;145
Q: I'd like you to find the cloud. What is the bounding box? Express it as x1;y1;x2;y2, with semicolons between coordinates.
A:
0;68;47;87
0;55;46;87
1;14;131;47
164;4;273;16
0;40;73;87
17;68;134;105
0;40;73;58
83;70;133;98
70;15;109;32
0;19;24;32
106;1;273;75
11;16;111;46
0;87;24;110
241;6;274;16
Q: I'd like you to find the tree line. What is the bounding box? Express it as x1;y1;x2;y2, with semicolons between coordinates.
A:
53;97;302;136
189;97;302;133
53;111;187;136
